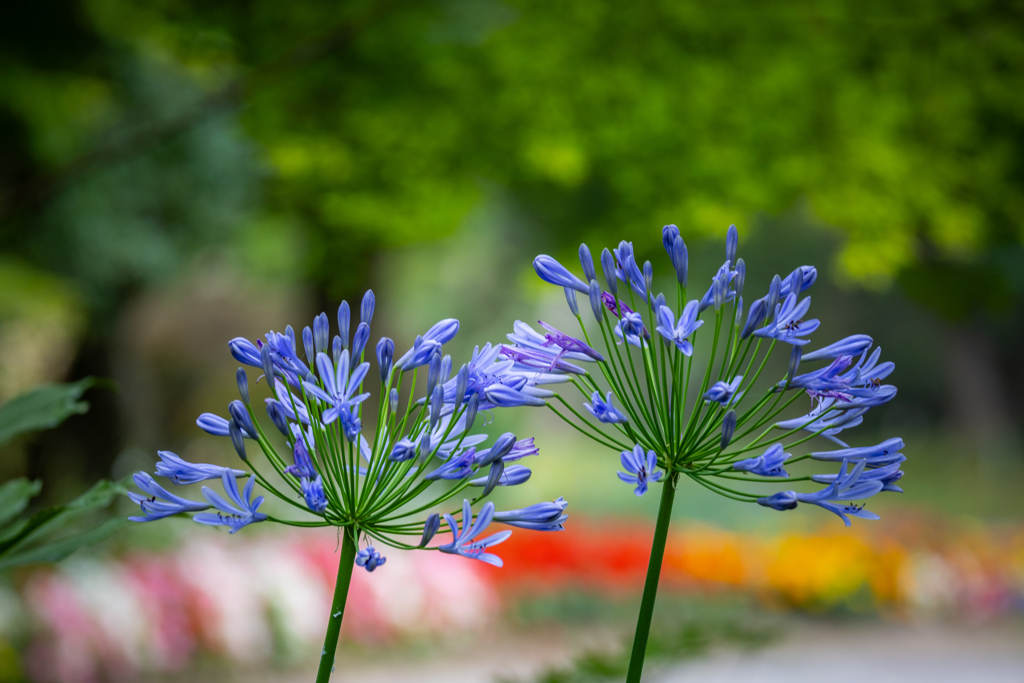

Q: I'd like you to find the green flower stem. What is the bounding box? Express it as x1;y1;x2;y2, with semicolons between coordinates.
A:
267;515;331;527
546;403;626;451
315;526;357;683
625;475;677;683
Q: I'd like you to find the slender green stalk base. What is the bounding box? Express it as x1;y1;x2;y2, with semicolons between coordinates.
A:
315;528;358;683
625;475;677;683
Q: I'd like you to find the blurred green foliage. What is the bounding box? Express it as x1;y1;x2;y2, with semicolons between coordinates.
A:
3;0;1024;314
0;381;127;571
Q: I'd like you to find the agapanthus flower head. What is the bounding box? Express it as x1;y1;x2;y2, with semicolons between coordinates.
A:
524;221;902;527
523;222;902;682
129;289;566;588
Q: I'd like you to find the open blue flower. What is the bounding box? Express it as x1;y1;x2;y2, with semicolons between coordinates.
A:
655;301;703;355
193;471;268;533
753;293;820;345
439;500;512;567
128;473;210;522
757;459;883;526
302;351;371;425
618;445;663;496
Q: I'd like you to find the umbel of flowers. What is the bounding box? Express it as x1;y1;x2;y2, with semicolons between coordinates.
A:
127;291;569;683
525;224;902;683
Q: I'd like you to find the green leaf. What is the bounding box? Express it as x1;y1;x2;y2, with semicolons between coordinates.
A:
0;378;96;447
0;518;126;572
0;478;41;527
0;477;129;557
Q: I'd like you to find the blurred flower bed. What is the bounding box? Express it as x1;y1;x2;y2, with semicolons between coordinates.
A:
2;515;1023;682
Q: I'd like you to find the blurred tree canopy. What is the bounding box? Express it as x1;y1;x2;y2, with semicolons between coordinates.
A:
2;0;1024;477
3;0;1024;315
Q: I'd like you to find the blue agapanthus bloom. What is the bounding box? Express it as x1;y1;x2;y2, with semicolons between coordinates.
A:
517;220;903;682
522;222;902;527
127;289;572;679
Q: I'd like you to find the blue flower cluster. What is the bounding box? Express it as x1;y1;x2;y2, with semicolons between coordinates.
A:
529;223;903;527
127;289;572;570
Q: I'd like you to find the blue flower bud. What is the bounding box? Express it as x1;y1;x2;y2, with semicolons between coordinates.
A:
455;365;468;406
430;384;444;429
440;355;452;384
465;393;479;431
767;275;782;315
266;401;290;436
228;400;257;438
734;295;744;327
285;325;296;349
302;326;315;363
721;409;737;450
672;236;687;286
361;290;375;327
643;261;653;297
735;258;746;297
332;335;342;365
469;464;531;488
481;460;505;497
713;276;726;310
420;513;441;547
787;345;802;386
741;298;766;339
389;437;417;462
389;387;399;413
478;432;517;466
757;491;798;511
352;322;370;359
418;431;433;458
260;342;275;384
376;337;394;382
314;313;329;355
588;279;603;322
579;243;597;283
534;254;588;293
600;248;617;297
427;350;442;396
228;419;247;461
662;224;680;255
726;224;738;265
337;301;350;349
564;287;580;316
229;338;262;367
236;368;249;405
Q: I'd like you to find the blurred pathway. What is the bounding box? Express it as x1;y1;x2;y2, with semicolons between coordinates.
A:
660;620;1024;683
